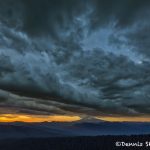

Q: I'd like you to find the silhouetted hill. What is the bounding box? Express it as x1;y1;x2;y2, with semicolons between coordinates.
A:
0;121;150;138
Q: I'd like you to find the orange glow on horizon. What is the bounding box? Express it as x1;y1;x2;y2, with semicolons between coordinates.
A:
97;116;150;122
0;114;81;122
0;114;150;122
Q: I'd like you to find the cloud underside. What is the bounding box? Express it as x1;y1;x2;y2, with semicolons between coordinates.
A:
0;0;150;117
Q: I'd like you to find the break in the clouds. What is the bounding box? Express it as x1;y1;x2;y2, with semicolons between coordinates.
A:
0;0;150;117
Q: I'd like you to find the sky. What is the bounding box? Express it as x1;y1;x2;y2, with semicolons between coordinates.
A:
0;0;150;122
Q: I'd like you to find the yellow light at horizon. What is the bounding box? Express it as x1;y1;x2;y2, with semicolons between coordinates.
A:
0;114;150;122
0;114;81;122
97;116;150;122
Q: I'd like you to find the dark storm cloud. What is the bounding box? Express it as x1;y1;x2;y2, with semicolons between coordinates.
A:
22;0;87;37
0;55;14;76
1;0;150;34
126;24;150;58
66;49;150;115
105;1;150;59
0;0;150;117
0;0;88;38
88;0;150;29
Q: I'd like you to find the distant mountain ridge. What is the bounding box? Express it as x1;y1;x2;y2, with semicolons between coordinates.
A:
0;120;150;139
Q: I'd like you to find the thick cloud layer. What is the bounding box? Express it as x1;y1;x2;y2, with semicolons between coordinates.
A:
0;0;150;117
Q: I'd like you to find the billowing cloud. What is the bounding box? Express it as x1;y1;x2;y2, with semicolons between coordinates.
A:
0;0;150;118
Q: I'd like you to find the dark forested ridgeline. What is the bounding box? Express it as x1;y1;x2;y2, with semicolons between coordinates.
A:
0;135;150;150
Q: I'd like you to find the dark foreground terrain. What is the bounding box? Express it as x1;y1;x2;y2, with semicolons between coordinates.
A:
1;121;150;138
0;135;150;150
